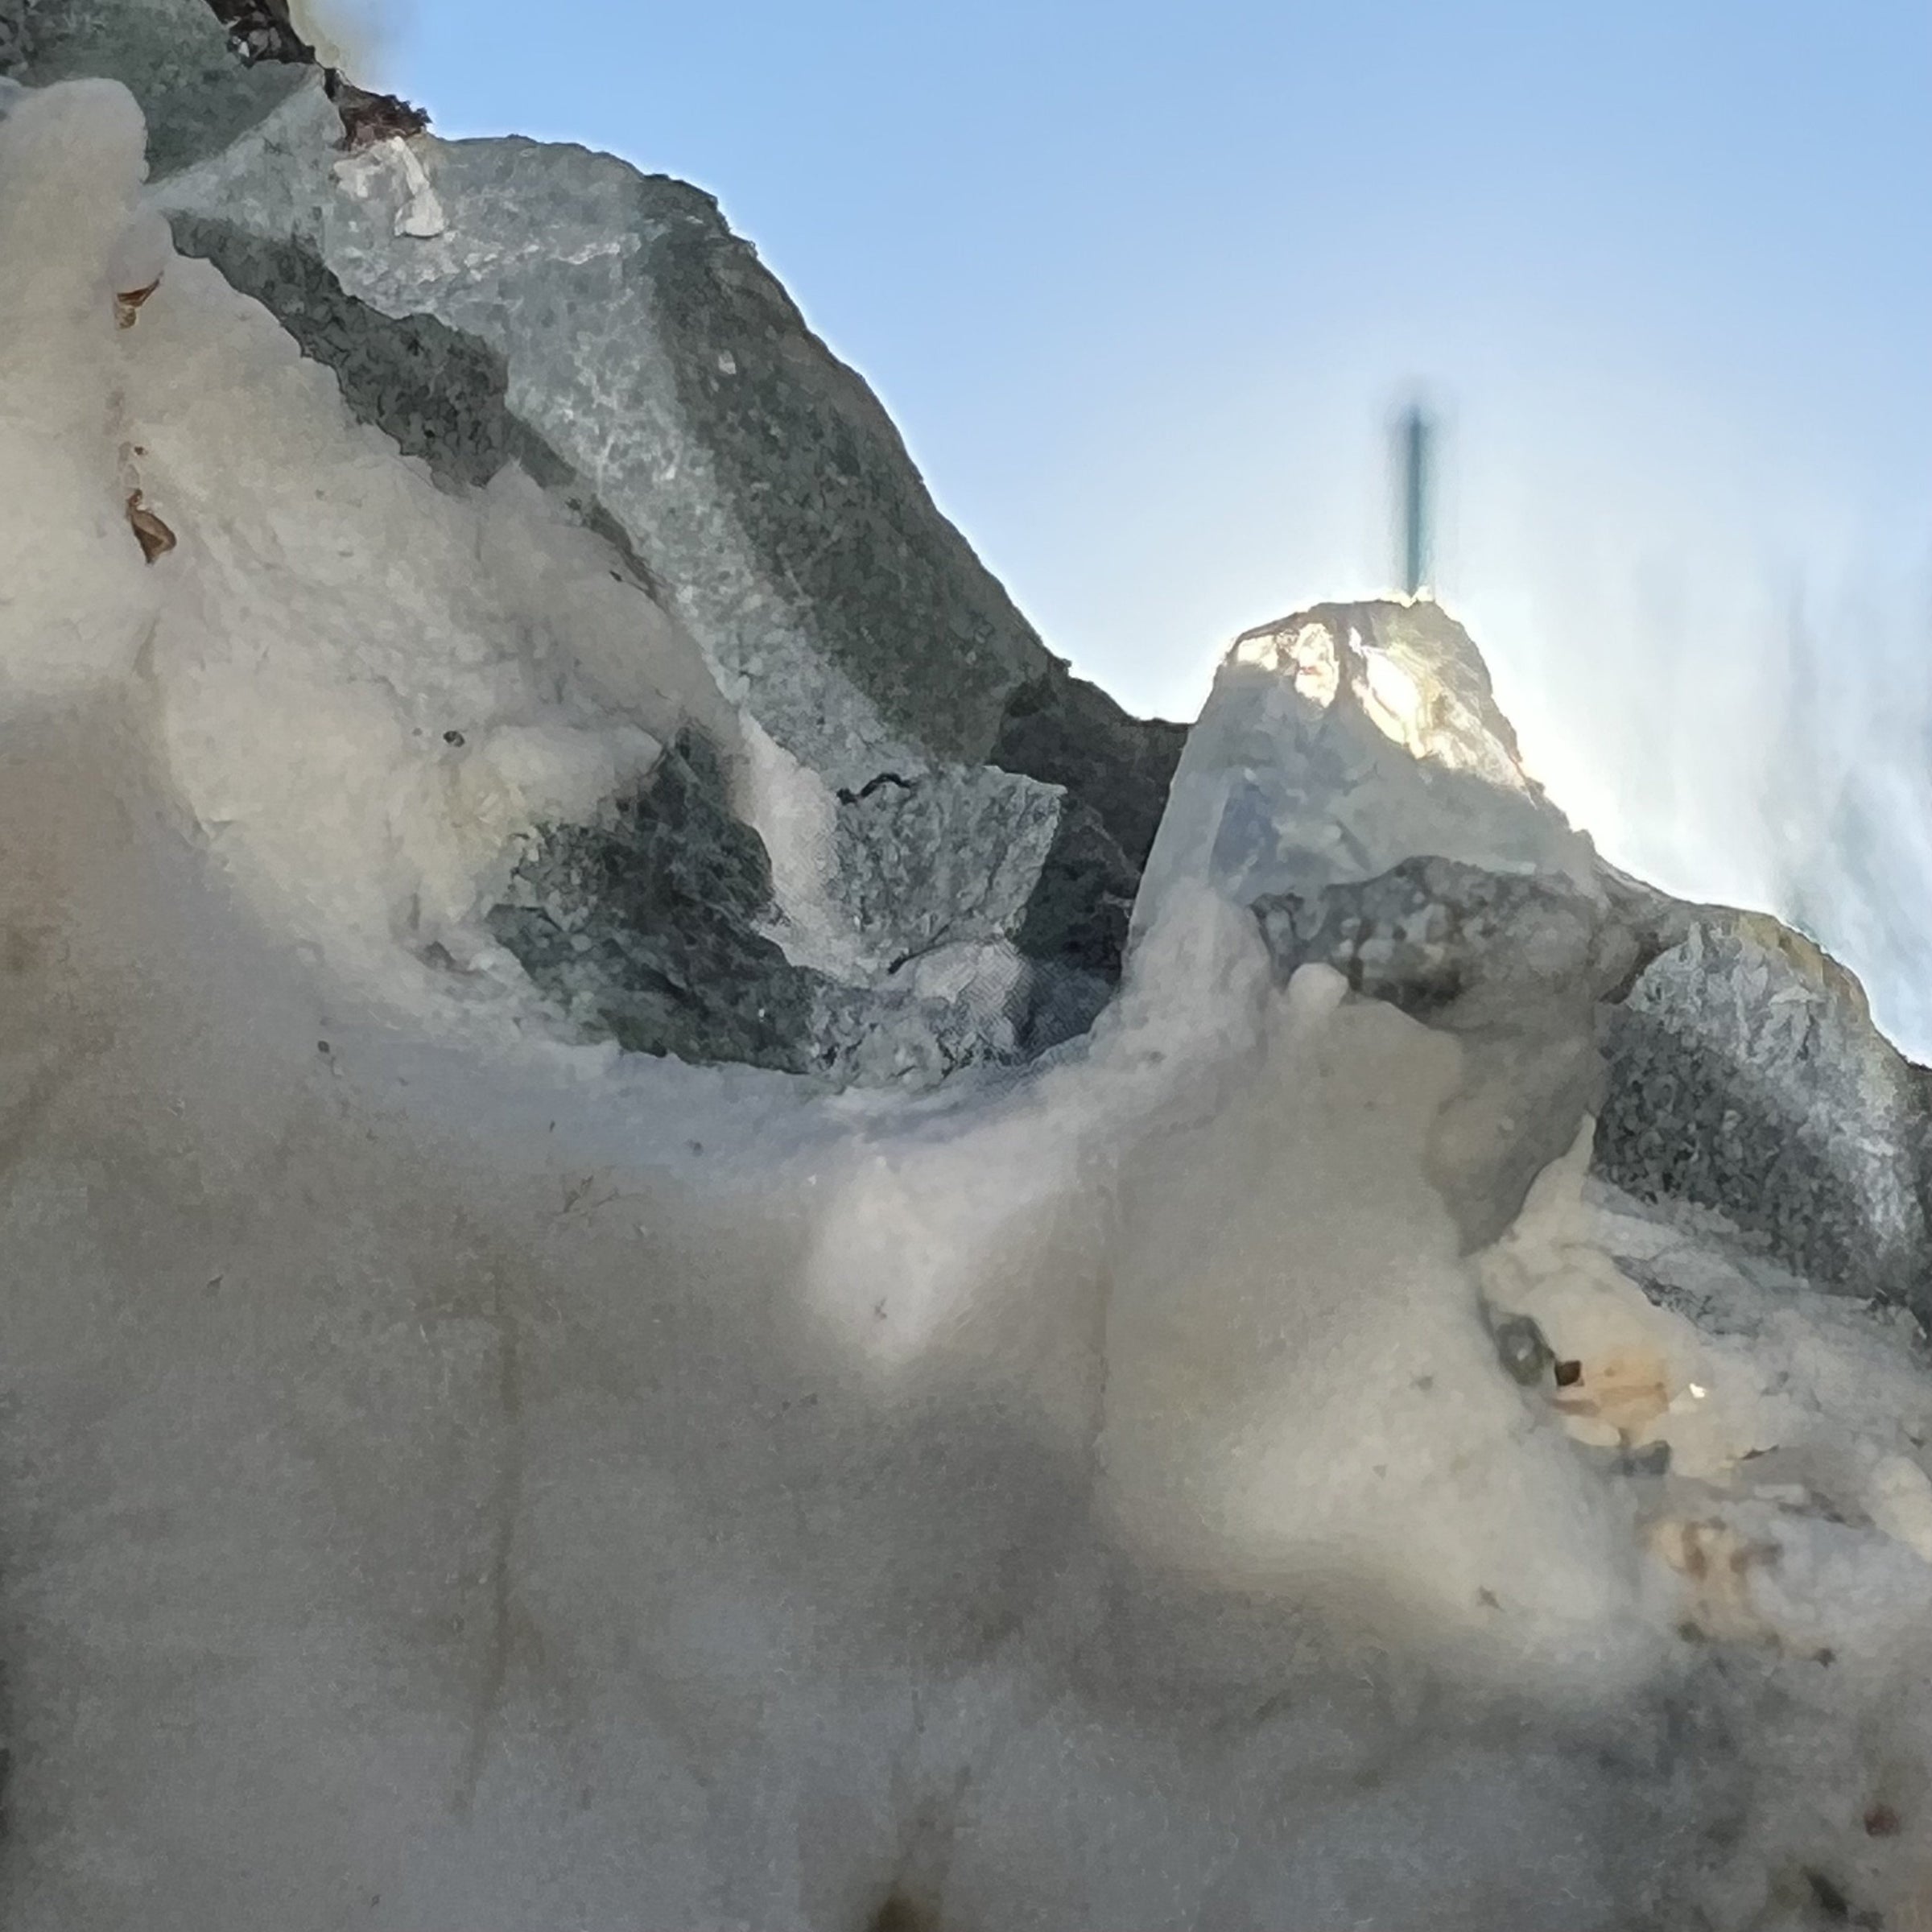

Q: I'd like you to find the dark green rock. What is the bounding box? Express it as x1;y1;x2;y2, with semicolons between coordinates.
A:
1014;799;1140;982
1595;914;1932;1319
992;671;1187;875
996;672;1186;984
646;213;1034;769
488;734;822;1075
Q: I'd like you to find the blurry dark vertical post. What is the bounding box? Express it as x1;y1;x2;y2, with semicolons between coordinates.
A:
1397;402;1434;598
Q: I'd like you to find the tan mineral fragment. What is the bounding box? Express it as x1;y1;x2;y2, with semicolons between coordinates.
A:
125;491;175;564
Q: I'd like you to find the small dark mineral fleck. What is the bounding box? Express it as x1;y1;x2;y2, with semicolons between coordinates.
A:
114;275;162;329
126;492;176;564
1491;1313;1555;1385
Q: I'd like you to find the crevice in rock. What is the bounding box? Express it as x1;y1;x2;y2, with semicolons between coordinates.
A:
200;0;428;150
836;771;914;806
322;68;428;150
1012;799;1137;983
989;671;1187;876
203;0;312;66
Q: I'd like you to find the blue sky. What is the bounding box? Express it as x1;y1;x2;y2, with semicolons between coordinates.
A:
364;0;1932;925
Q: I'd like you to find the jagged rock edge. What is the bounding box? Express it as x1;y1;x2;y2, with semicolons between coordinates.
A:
1255;855;1932;1321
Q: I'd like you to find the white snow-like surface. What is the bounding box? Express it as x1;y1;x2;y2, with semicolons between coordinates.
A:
5;79;1932;1930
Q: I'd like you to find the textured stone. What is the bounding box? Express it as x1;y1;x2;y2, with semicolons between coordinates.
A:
0;6;1187;1059
1012;797;1141;980
1198;601;1932;1308
993;671;1187;982
1133;599;1596;947
1162;598;1610;1246
991;671;1189;876
1;0;303;175
133;61;1180;1013
1256;855;1632;1249
489;733;1087;1088
0;0;1187;1076
1596;913;1932;1317
641;198;1038;772
14;64;1932;1931
487;731;821;1075
1250;850;1932;1312
20;0;1932;1257
163;210;666;592
1254;855;1633;1024
17;0;1188;1078
830;766;1063;970
0;2;32;71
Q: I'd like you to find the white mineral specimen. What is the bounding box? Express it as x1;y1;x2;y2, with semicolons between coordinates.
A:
3;74;1932;1932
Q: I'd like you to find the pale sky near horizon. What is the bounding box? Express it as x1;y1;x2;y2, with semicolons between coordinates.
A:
358;0;1931;931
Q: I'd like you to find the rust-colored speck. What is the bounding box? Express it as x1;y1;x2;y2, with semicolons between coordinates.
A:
115;275;162;329
126;492;176;564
